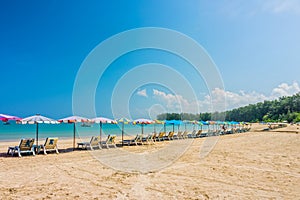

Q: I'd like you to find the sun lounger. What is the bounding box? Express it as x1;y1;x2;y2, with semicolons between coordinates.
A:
151;132;157;142
174;131;183;139
123;134;143;146
77;136;101;150
165;131;175;140
182;131;189;139
195;130;202;138
156;132;166;141
142;134;155;145
40;137;59;154
7;138;35;157
188;130;196;138
101;135;117;148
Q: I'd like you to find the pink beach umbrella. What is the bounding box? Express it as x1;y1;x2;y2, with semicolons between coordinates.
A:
0;113;22;122
21;114;57;147
58;116;90;150
92;117;117;147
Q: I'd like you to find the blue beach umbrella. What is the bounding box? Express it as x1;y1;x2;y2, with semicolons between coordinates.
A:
165;120;183;132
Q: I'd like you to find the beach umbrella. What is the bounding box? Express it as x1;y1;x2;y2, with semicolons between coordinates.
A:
0;113;22;121
133;118;153;135
58;116;89;150
92;117;117;147
0;114;21;125
153;119;164;133
21;114;57;147
117;118;131;146
165;120;182;132
189;120;199;131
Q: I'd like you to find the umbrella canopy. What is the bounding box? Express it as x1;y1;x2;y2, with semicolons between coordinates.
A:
0;114;21;121
200;120;209;125
165;120;183;132
58;116;89;150
92;117;117;147
133;118;153;135
153;119;164;133
21;114;57;147
117;118;131;146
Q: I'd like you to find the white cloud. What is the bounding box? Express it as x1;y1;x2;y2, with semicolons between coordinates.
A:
263;0;300;14
152;82;300;113
271;82;300;97
153;89;200;113
136;89;148;97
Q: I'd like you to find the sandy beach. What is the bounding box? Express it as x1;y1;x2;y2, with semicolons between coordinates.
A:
0;123;299;199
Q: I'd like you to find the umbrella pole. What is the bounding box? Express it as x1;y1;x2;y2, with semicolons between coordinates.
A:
172;124;174;133
122;123;124;147
164;124;166;133
100;122;102;147
142;124;144;135
73;123;76;151
36;123;39;147
154;124;156;133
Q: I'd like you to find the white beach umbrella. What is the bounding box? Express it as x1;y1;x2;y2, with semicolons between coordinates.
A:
21;114;58;147
92;117;117;147
58;116;89;150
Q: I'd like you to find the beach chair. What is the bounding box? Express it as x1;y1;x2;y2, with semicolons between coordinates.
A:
77;136;101;150
142;133;156;144
156;132;166;141
188;130;196;138
102;135;117;148
195;130;202;138
40;137;59;154
165;131;175;140
151;132;157;142
7;138;35;157
174;131;183;139
123;134;143;146
182;131;189;139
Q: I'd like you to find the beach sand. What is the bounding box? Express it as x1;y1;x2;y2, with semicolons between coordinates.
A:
0;124;299;199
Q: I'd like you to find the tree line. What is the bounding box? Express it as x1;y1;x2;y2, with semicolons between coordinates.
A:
157;93;300;123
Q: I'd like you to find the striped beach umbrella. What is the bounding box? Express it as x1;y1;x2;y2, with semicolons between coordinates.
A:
92;117;117;147
133;118;153;135
58;116;89;150
21;114;57;147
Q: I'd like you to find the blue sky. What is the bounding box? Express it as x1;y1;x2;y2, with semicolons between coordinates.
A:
1;0;300;119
